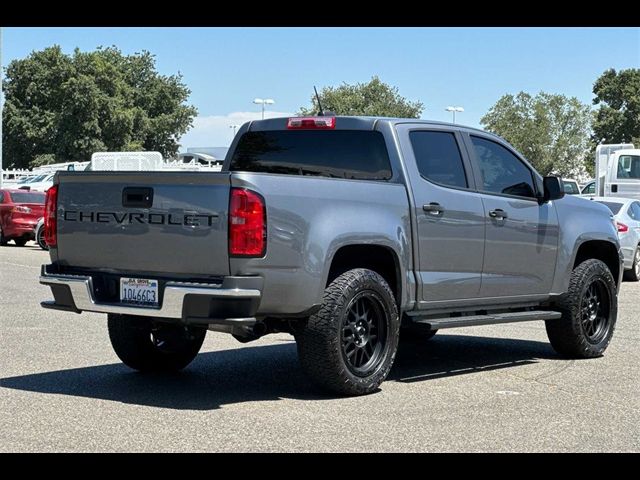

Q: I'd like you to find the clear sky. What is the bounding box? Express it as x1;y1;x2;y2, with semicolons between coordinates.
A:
3;27;639;148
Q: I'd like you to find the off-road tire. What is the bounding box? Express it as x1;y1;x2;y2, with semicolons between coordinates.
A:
546;259;617;358
296;268;400;396
108;314;206;372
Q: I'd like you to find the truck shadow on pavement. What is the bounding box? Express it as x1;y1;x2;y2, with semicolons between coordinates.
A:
1;334;561;410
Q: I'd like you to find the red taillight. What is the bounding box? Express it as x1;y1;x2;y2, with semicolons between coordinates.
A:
44;185;58;247
616;221;629;233
229;188;266;257
12;205;32;214
287;116;336;130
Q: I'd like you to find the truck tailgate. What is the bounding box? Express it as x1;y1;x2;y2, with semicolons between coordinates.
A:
55;171;231;276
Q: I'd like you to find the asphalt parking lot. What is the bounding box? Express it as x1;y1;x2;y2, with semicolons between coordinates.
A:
1;244;638;452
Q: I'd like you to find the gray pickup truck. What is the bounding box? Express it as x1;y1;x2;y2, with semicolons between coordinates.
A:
40;116;622;395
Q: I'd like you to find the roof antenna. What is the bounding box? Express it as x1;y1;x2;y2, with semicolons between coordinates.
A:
314;86;325;116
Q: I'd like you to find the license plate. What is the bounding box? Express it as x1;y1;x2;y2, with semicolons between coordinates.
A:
120;278;159;306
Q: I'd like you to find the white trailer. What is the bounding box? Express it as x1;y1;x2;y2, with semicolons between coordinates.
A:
595;143;640;199
90;151;164;171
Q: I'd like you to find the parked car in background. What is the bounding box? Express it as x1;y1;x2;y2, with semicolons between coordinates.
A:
591;196;640;281
17;173;48;188
0;189;46;246
563;179;580;195
35;217;47;250
22;173;55;192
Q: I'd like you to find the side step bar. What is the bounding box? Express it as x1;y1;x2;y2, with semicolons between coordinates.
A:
412;310;562;330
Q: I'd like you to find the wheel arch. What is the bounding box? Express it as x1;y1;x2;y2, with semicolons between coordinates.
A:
573;240;622;287
325;244;403;307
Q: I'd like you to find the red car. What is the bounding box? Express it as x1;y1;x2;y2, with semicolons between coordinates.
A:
0;189;46;246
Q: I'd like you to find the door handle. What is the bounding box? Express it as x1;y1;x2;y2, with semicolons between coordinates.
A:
122;187;153;208
488;209;508;219
423;202;444;215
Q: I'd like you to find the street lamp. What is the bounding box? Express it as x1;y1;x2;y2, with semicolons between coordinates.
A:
445;106;464;124
229;124;239;138
253;98;275;120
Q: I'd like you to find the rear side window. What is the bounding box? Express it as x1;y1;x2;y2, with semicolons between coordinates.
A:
8;192;45;204
410;131;468;189
597;201;623;215
630;202;640;220
471;136;537;198
230;130;392;180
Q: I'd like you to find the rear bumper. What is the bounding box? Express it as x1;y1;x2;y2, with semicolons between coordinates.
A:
3;221;37;238
39;265;262;325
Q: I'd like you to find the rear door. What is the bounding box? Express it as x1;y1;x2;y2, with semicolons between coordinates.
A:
56;171;231;276
464;134;560;297
397;125;486;302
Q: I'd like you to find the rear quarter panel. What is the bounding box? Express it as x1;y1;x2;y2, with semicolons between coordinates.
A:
230;173;413;315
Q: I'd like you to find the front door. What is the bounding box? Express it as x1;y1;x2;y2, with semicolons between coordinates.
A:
466;134;560;297
398;126;486;303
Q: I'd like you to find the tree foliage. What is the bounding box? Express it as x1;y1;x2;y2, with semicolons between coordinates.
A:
480;92;592;177
592;68;640;146
2;45;197;168
299;76;423;118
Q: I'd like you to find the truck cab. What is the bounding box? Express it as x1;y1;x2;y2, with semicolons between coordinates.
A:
595;144;640;199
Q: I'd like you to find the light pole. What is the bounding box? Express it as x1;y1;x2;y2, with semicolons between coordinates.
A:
445;106;464;124
229;124;239;139
253;98;275;120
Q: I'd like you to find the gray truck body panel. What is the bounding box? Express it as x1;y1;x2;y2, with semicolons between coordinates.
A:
43;117;622;323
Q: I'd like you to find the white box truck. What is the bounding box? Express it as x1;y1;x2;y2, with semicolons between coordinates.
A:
595;143;640;199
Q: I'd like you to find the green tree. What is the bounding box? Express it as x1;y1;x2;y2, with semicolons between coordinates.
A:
592;68;640;145
2;46;197;168
480;92;592;177
299;76;423;118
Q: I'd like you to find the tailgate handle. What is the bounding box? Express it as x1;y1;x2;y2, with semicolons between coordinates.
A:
122;187;153;208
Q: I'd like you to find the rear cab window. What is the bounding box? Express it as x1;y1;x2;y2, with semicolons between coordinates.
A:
229;130;392;180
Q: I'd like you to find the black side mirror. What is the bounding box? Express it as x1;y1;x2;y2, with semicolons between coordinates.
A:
540;176;565;204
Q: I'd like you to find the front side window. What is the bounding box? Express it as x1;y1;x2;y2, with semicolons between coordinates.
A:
582;182;596;194
471;136;537;198
410;131;468;189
